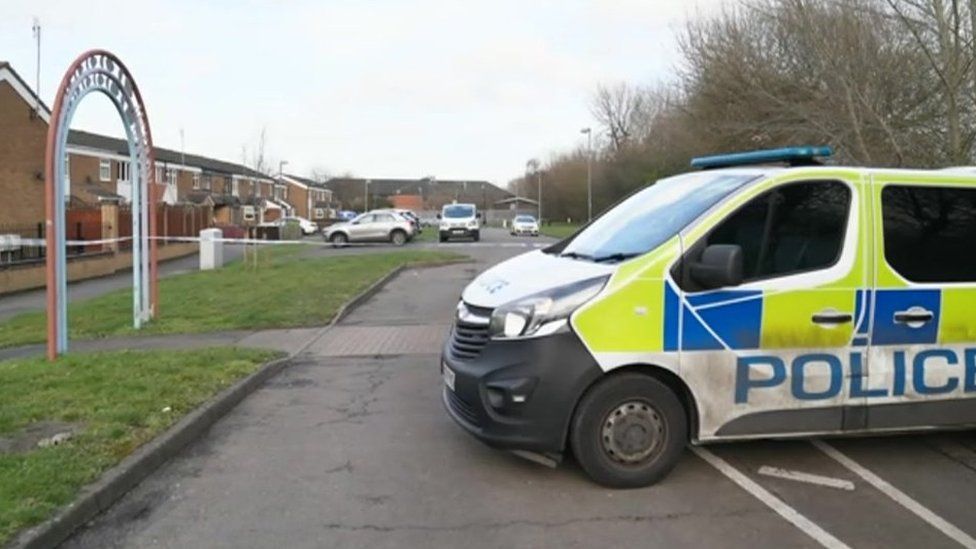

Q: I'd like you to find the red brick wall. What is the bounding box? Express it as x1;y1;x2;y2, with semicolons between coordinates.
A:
0;82;47;227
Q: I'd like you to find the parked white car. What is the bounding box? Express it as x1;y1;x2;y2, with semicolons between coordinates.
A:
510;215;540;236
323;210;414;246
273;216;319;235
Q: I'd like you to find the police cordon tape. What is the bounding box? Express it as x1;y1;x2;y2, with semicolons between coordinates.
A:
12;235;551;249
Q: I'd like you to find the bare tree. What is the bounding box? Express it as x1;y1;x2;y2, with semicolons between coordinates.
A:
591;83;655;152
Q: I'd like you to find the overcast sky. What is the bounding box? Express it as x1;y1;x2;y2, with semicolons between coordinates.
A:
3;0;722;184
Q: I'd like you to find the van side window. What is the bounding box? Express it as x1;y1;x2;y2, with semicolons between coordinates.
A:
704;181;850;283
882;185;976;282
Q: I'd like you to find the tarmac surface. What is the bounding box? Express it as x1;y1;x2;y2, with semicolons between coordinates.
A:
54;228;976;548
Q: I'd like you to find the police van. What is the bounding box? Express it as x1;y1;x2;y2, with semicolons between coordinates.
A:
441;146;976;488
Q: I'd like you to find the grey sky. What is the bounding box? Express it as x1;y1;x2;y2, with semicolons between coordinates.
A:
3;0;723;184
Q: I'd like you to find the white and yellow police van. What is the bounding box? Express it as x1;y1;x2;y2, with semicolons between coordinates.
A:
441;146;976;488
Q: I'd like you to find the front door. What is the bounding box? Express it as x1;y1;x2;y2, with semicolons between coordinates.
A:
673;175;869;439
867;177;976;429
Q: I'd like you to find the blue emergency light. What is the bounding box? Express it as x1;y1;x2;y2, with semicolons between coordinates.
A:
690;146;833;170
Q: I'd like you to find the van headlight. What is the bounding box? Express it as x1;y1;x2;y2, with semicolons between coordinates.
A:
489;276;609;339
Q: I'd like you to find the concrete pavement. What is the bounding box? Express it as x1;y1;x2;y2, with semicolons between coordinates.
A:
58;228;976;548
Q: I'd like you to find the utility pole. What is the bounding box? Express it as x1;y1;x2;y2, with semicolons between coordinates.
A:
526;158;540;220
278;160;288;213
364;179;371;211
536;169;542;220
580;127;593;221
32;17;41;118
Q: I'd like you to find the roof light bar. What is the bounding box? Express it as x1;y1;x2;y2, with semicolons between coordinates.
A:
691;146;833;170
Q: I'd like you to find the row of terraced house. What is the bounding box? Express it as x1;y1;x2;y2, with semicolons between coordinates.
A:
0;61;336;294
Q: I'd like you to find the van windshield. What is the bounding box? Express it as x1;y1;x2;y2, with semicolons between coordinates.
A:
443;205;475;218
558;172;760;262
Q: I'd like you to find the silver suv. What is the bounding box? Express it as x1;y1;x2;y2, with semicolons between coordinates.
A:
323;211;414;247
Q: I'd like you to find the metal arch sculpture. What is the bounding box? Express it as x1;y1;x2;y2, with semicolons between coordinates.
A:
45;50;159;360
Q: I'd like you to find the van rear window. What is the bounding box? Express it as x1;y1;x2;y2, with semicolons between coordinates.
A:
882;185;976;282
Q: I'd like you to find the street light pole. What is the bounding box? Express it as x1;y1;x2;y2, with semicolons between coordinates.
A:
364;179;371;211
526;158;540;221
580;127;592;222
278;160;288;214
536;170;542;220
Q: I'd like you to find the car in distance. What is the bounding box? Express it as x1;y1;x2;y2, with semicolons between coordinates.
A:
510;215;540;236
323;210;414;247
275;215;319;235
438;203;480;242
375;208;423;234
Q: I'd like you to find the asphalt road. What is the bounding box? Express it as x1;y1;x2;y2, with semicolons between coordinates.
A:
63;228;976;549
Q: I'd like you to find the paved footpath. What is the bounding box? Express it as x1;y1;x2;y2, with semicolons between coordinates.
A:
42;230;976;548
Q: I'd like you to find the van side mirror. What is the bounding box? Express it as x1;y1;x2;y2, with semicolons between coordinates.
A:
690;244;743;289
476;212;483;220
436;213;442;219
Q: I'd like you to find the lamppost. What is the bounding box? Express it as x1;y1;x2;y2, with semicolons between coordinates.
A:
536;169;543;221
580;127;592;222
364;179;371;211
526;158;541;220
278;160;288;213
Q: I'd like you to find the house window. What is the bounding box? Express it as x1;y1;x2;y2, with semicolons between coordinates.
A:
202;175;212;191
232;180;240;196
255;183;262;198
99;159;111;182
167;169;177;187
314;208;325;220
193;173;201;189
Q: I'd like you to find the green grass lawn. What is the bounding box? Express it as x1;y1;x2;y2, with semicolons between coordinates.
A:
540;222;581;239
0;347;278;544
412;228;440;242
0;248;463;349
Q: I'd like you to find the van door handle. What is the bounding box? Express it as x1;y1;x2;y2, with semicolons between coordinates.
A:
894;308;934;325
811;310;853;325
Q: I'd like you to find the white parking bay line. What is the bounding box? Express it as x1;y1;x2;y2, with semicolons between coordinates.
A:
692;447;850;549
812;440;976;549
757;466;855;491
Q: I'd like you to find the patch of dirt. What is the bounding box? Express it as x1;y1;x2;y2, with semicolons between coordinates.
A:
0;421;83;454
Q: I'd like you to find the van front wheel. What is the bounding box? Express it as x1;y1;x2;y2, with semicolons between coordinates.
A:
570;373;687;488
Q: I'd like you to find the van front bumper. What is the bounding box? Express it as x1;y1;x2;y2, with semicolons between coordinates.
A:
441;330;603;453
439;227;478;239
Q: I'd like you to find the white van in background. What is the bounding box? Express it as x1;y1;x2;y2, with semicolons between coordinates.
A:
438;203;480;242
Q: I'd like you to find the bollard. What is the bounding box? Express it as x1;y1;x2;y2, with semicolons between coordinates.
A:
199;228;224;270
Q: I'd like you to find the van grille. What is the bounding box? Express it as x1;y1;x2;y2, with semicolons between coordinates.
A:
449;303;492;360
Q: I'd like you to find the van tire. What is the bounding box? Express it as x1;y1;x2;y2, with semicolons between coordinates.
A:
570;373;687;488
473;231;480;242
390;230;407;246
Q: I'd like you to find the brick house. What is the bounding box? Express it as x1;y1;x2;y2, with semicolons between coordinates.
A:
0;62;48;228
281;174;337;222
0;61;278;230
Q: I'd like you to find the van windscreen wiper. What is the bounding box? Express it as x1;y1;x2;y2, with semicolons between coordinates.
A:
593;252;640;263
560;251;594;261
